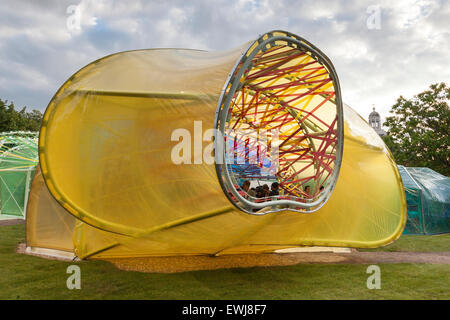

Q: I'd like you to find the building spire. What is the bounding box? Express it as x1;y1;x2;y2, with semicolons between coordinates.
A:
368;104;386;136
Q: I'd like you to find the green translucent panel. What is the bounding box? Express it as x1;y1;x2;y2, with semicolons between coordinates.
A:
0;170;35;216
0;131;38;218
398;166;450;235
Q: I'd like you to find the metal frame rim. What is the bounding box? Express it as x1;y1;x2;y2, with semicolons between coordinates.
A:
213;30;344;215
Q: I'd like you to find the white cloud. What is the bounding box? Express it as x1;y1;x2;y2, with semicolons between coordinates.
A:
0;0;448;126
390;0;438;29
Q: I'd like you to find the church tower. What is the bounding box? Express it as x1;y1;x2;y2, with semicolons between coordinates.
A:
368;105;386;136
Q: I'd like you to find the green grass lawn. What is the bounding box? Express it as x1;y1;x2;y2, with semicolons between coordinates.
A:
359;234;450;252
0;224;449;300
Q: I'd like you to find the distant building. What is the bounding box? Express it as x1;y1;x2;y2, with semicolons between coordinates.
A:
368;106;387;136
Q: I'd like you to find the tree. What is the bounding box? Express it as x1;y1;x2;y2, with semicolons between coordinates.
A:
383;82;450;176
0;98;43;132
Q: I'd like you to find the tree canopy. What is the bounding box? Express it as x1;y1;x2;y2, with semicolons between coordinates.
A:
383;82;450;176
0;98;43;132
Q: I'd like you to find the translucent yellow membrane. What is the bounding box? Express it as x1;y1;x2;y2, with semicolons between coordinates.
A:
223;44;339;209
40;48;243;236
28;31;406;259
26;167;75;252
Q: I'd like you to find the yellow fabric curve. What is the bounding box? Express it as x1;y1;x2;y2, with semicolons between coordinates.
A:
28;32;406;259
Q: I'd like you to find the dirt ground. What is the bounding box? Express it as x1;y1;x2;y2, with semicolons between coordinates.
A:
6;219;450;273
0;219;24;226
104;251;450;273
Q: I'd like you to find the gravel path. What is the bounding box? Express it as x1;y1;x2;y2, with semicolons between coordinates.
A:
4;220;448;273
0;218;25;226
106;251;450;273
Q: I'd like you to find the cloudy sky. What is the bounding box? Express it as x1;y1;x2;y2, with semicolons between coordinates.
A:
0;0;448;122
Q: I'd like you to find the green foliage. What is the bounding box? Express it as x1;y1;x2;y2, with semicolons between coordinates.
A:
0;98;43;132
383;83;450;176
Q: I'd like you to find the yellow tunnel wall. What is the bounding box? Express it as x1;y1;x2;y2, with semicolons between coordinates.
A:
28;41;406;259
